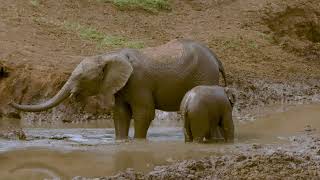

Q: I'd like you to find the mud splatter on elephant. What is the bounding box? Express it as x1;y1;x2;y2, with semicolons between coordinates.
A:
10;39;227;139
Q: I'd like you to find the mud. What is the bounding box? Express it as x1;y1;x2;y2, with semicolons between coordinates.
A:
0;104;319;179
260;0;320;61
95;132;320;180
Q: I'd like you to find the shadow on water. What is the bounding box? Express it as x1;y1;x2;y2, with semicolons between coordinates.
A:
0;104;320;179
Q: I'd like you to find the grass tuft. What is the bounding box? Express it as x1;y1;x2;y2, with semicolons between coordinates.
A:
64;22;145;48
124;41;145;49
30;0;39;7
100;0;171;12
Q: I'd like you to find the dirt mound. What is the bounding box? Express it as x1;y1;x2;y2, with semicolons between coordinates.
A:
141;153;319;180
267;8;320;43
261;1;320;61
218;153;318;179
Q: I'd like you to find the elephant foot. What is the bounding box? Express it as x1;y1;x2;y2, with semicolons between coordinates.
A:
184;137;193;143
115;134;130;142
132;139;148;144
115;138;130;144
193;137;205;143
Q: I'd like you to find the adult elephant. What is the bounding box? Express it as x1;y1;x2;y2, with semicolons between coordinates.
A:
10;39;227;139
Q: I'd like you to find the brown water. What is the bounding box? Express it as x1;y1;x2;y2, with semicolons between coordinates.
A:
0;104;320;179
237;103;320;143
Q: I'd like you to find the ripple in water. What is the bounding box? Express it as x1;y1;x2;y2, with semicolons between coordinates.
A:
0;127;184;152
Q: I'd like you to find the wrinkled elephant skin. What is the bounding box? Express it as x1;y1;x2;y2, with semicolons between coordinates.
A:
10;39;227;139
180;85;235;143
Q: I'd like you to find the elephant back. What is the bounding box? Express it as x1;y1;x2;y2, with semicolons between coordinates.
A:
141;39;184;64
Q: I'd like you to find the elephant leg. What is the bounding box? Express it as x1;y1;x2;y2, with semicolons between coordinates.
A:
132;107;155;139
189;111;209;143
210;122;224;142
131;96;155;139
184;116;193;143
221;111;234;142
113;97;132;140
205;129;213;142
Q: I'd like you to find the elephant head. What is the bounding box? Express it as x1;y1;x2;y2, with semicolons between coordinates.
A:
10;53;133;112
224;87;236;107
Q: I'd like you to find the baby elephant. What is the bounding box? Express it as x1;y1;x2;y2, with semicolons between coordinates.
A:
180;85;236;143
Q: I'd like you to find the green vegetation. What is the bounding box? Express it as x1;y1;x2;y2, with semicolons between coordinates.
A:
256;31;274;43
30;0;39;6
65;22;104;41
100;36;145;49
248;40;259;50
64;22;144;49
100;0;171;12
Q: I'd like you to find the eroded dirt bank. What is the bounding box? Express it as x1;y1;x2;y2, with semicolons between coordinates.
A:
0;0;319;123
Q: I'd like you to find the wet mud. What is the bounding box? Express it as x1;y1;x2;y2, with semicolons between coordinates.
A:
0;104;320;179
97;132;320;180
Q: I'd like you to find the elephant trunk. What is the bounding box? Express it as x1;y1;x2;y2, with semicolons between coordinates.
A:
10;80;73;112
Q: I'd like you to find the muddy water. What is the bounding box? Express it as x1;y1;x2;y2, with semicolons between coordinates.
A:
0;132;222;179
0;104;320;179
237;103;320;143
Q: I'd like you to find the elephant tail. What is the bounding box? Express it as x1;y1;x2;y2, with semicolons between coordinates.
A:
180;102;188;123
180;92;191;122
181;103;189;122
216;58;227;87
180;91;194;142
180;90;196;121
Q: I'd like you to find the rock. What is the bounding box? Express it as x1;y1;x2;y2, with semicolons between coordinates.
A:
0;128;26;140
0;66;9;78
6;111;21;119
252;143;262;149
187;174;195;179
49;135;69;140
62;119;73;123
236;155;247;162
304;125;312;132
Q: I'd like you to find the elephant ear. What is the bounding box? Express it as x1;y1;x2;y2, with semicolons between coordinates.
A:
101;55;133;96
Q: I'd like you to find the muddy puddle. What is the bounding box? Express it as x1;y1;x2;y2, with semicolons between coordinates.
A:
237;103;320;143
0;103;320;179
